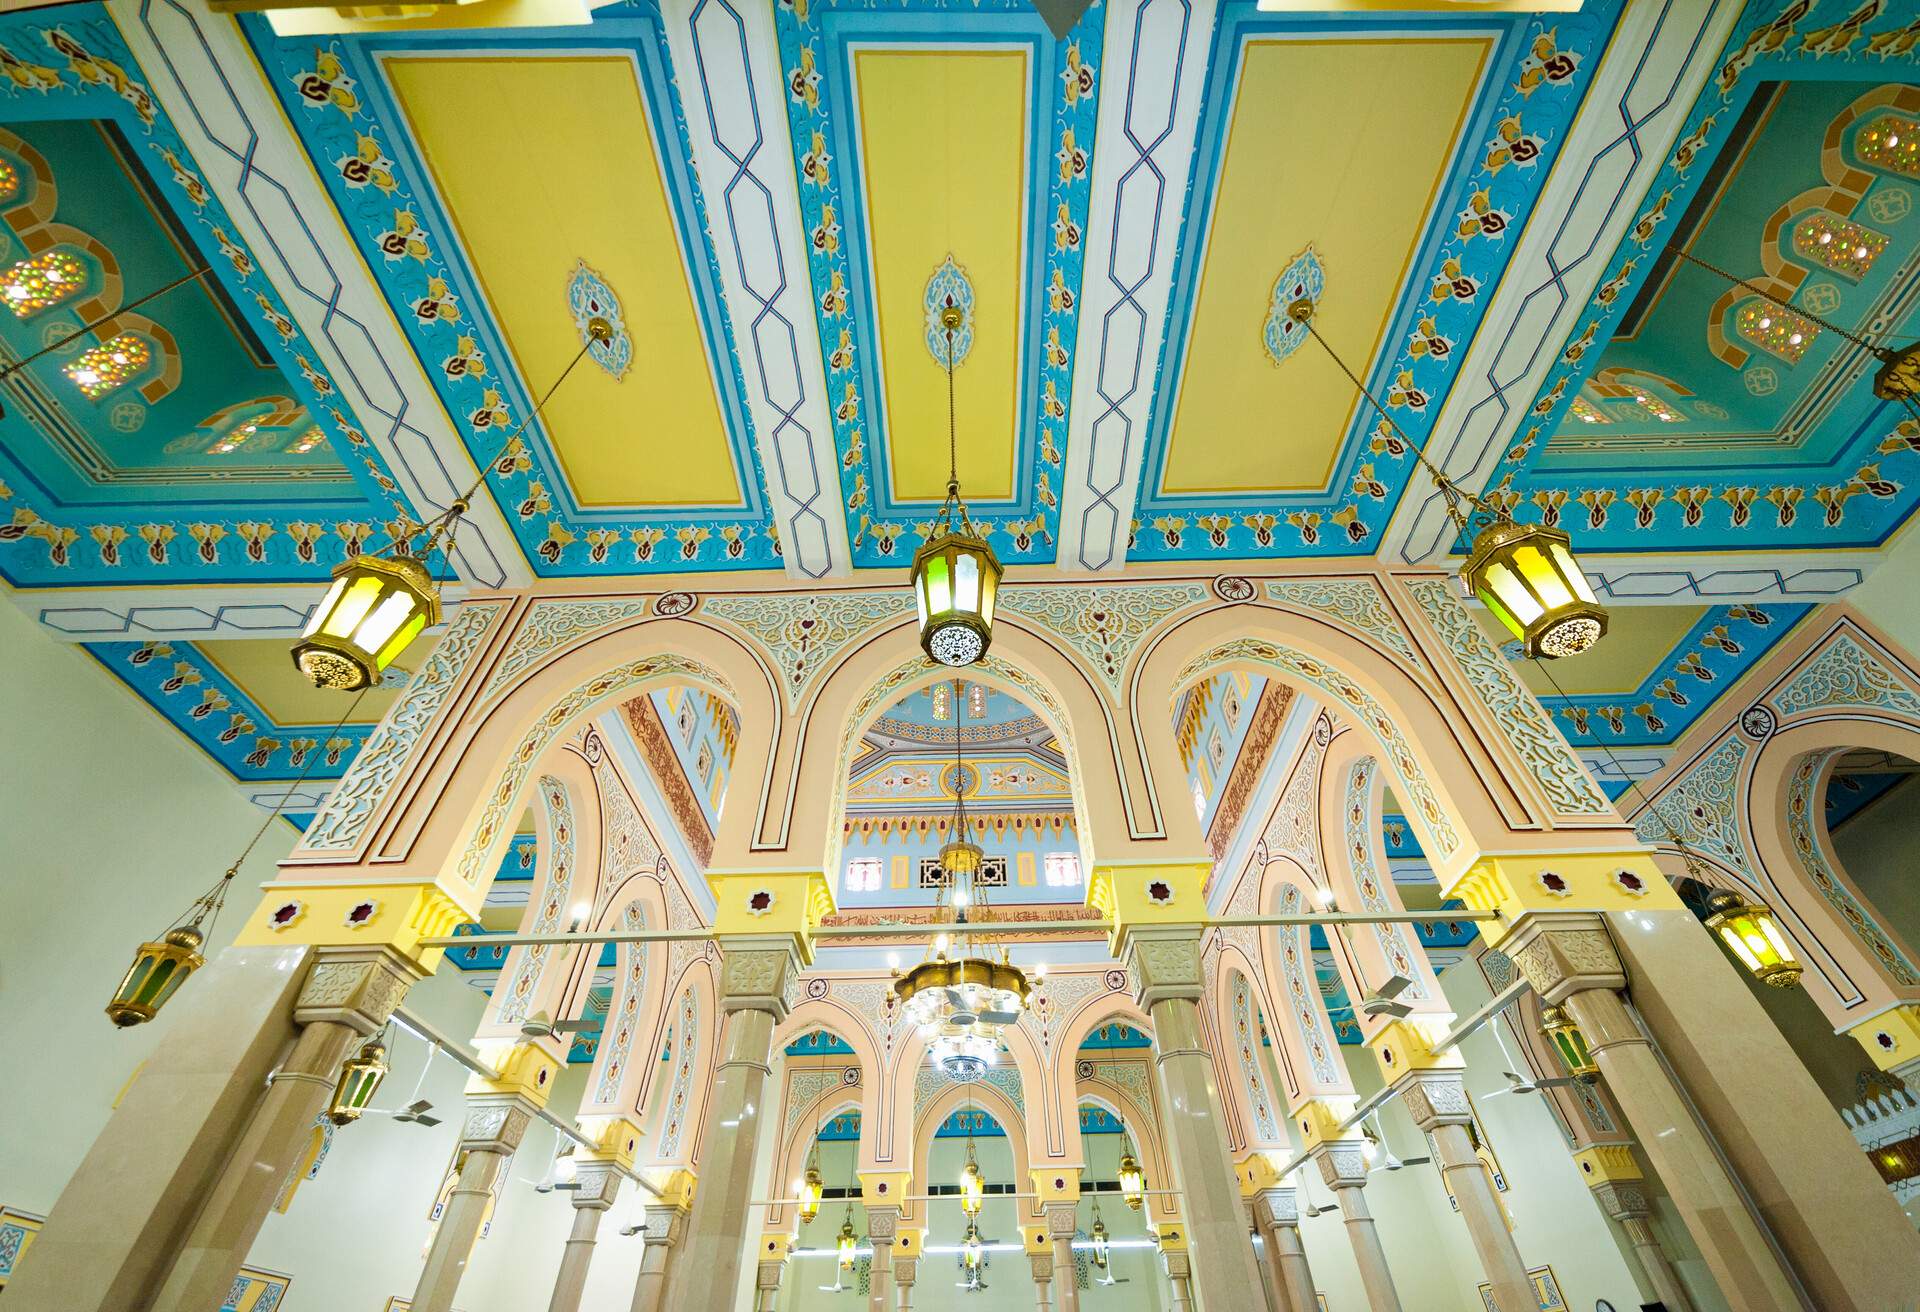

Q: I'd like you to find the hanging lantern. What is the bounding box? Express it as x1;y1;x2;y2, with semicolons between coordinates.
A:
961;1221;984;1272
798;1164;825;1224
1540;1005;1599;1079
1089;1211;1110;1270
104;925;205;1027
959;1150;985;1217
1703;889;1803;988
1117;1150;1145;1211
291;551;439;691
1462;520;1607;659
940;837;985;880
327;1035;390;1125
837;1214;859;1269
912;530;1002;668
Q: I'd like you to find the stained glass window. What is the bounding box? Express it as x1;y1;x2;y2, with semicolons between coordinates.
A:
1626;390;1684;424
965;682;986;720
3;249;87;317
845;858;882;893
287;425;326;454
1043;852;1081;887
207;421;259;454
0;159;20;203
1734;299;1817;365
1567;396;1612;425
930;682;951;721
64;333;151;399
1792;211;1887;280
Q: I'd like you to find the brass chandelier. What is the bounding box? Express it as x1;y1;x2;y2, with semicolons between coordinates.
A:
909;305;1003;668
1288;298;1607;659
891;680;1032;1082
291;318;612;691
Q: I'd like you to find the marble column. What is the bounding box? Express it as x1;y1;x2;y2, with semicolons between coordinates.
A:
5;946;412;1312
1044;1200;1081;1312
893;1256;917;1312
1254;1189;1315;1312
548;1165;620;1312
412;1097;538;1312
1315;1147;1400;1312
753;1256;784;1312
1126;926;1268;1312
629;1195;691;1312
1580;1149;1695;1312
1503;914;1801;1311
1397;1073;1533;1312
1163;1248;1195;1312
1028;1251;1055;1312
661;936;799;1312
1246;1203;1281;1312
865;1204;900;1312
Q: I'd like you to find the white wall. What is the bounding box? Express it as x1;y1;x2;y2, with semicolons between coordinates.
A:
0;600;645;1309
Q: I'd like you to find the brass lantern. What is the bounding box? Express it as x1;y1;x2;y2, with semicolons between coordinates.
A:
105;925;205;1027
1704;889;1803;988
1463;520;1607;659
1117;1150;1145;1212
1540;1005;1599;1079
798;1164;825;1224
327;1035;390;1125
959;1150;985;1218
910;304;1002;668
836;1212;859;1269
1089;1207;1110;1270
291;551;439;691
961;1220;984;1272
940;836;985;880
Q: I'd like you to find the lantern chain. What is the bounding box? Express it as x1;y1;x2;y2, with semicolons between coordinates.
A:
173;687;369;939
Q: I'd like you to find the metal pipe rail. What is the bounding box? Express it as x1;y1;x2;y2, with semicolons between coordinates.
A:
417;909;1500;951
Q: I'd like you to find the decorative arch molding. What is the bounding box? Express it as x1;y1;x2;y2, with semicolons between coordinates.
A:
647;959;718;1172
1633;613;1920;1022
1259;862;1353;1104
1071;1078;1178;1227
1221;965;1285;1151
912;1078;1035;1229
768;1034;864;1232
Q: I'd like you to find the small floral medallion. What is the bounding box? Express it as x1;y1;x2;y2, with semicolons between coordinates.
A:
1262;246;1325;366
924;255;975;366
653;591;696;618
567;260;633;380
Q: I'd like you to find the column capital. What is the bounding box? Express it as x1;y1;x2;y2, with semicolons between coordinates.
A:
644;1167;698;1213
1395;1072;1474;1132
892;1227;923;1262
1367;1018;1465;1090
892;1257;918;1287
1119;925;1205;1008
1444;851;1679;949
1043;1200;1080;1239
467;1041;561;1109
1571;1143;1643;1186
1087;860;1211;955
715;936;803;1019
1497;911;1626;1003
1030;1166;1082;1205
1153;1217;1190;1254
1162;1250;1193;1280
1028;1251;1054;1283
754;1259;785;1293
1235;1150;1284;1197
1252;1188;1299;1229
235;882;469;970
1310;1142;1370;1190
864;1205;902;1242
571;1164;622;1209
644;1201;692;1246
1291;1097;1358;1152
709;870;835;966
859;1172;912;1214
1589;1178;1654;1221
293;947;423;1033
458;1097;534;1153
755;1233;792;1265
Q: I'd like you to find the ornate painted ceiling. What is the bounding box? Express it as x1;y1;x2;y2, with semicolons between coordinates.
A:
1;0;1915;839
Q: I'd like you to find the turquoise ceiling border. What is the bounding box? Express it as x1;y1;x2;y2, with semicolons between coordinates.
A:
1503;0;1920;554
772;0;1103;567
1127;0;1620;560
1531;602;1812;748
0;6;412;589
244;0;784;575
87;636;377;782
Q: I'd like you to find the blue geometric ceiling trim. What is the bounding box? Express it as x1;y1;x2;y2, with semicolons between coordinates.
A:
771;0;1104;567
0;7;412;589
787;1029;858;1056
1502;0;1920;554
85;637;376;781
243;0;780;575
1130;0;1620;559
1538;603;1812;746
815;1110;863;1140
1076;1022;1151;1050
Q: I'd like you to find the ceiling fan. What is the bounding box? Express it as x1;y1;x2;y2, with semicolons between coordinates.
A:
1487;1069;1583;1099
366;1041;442;1126
1358;973;1417;1020
1362;1118;1430;1172
1030;0;1096;39
520;1009;590;1040
941;988;1022;1027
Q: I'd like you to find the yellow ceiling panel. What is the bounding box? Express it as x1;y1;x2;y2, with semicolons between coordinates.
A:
385;55;742;508
1161;37;1490;495
1474;604;1710;696
200;637;415;727
856;49;1027;503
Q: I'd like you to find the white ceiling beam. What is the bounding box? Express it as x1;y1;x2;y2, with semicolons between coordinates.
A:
13;580;468;640
658;0;853;580
1577;547;1877;605
1054;0;1220;573
107;0;532;591
1376;0;1747;566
